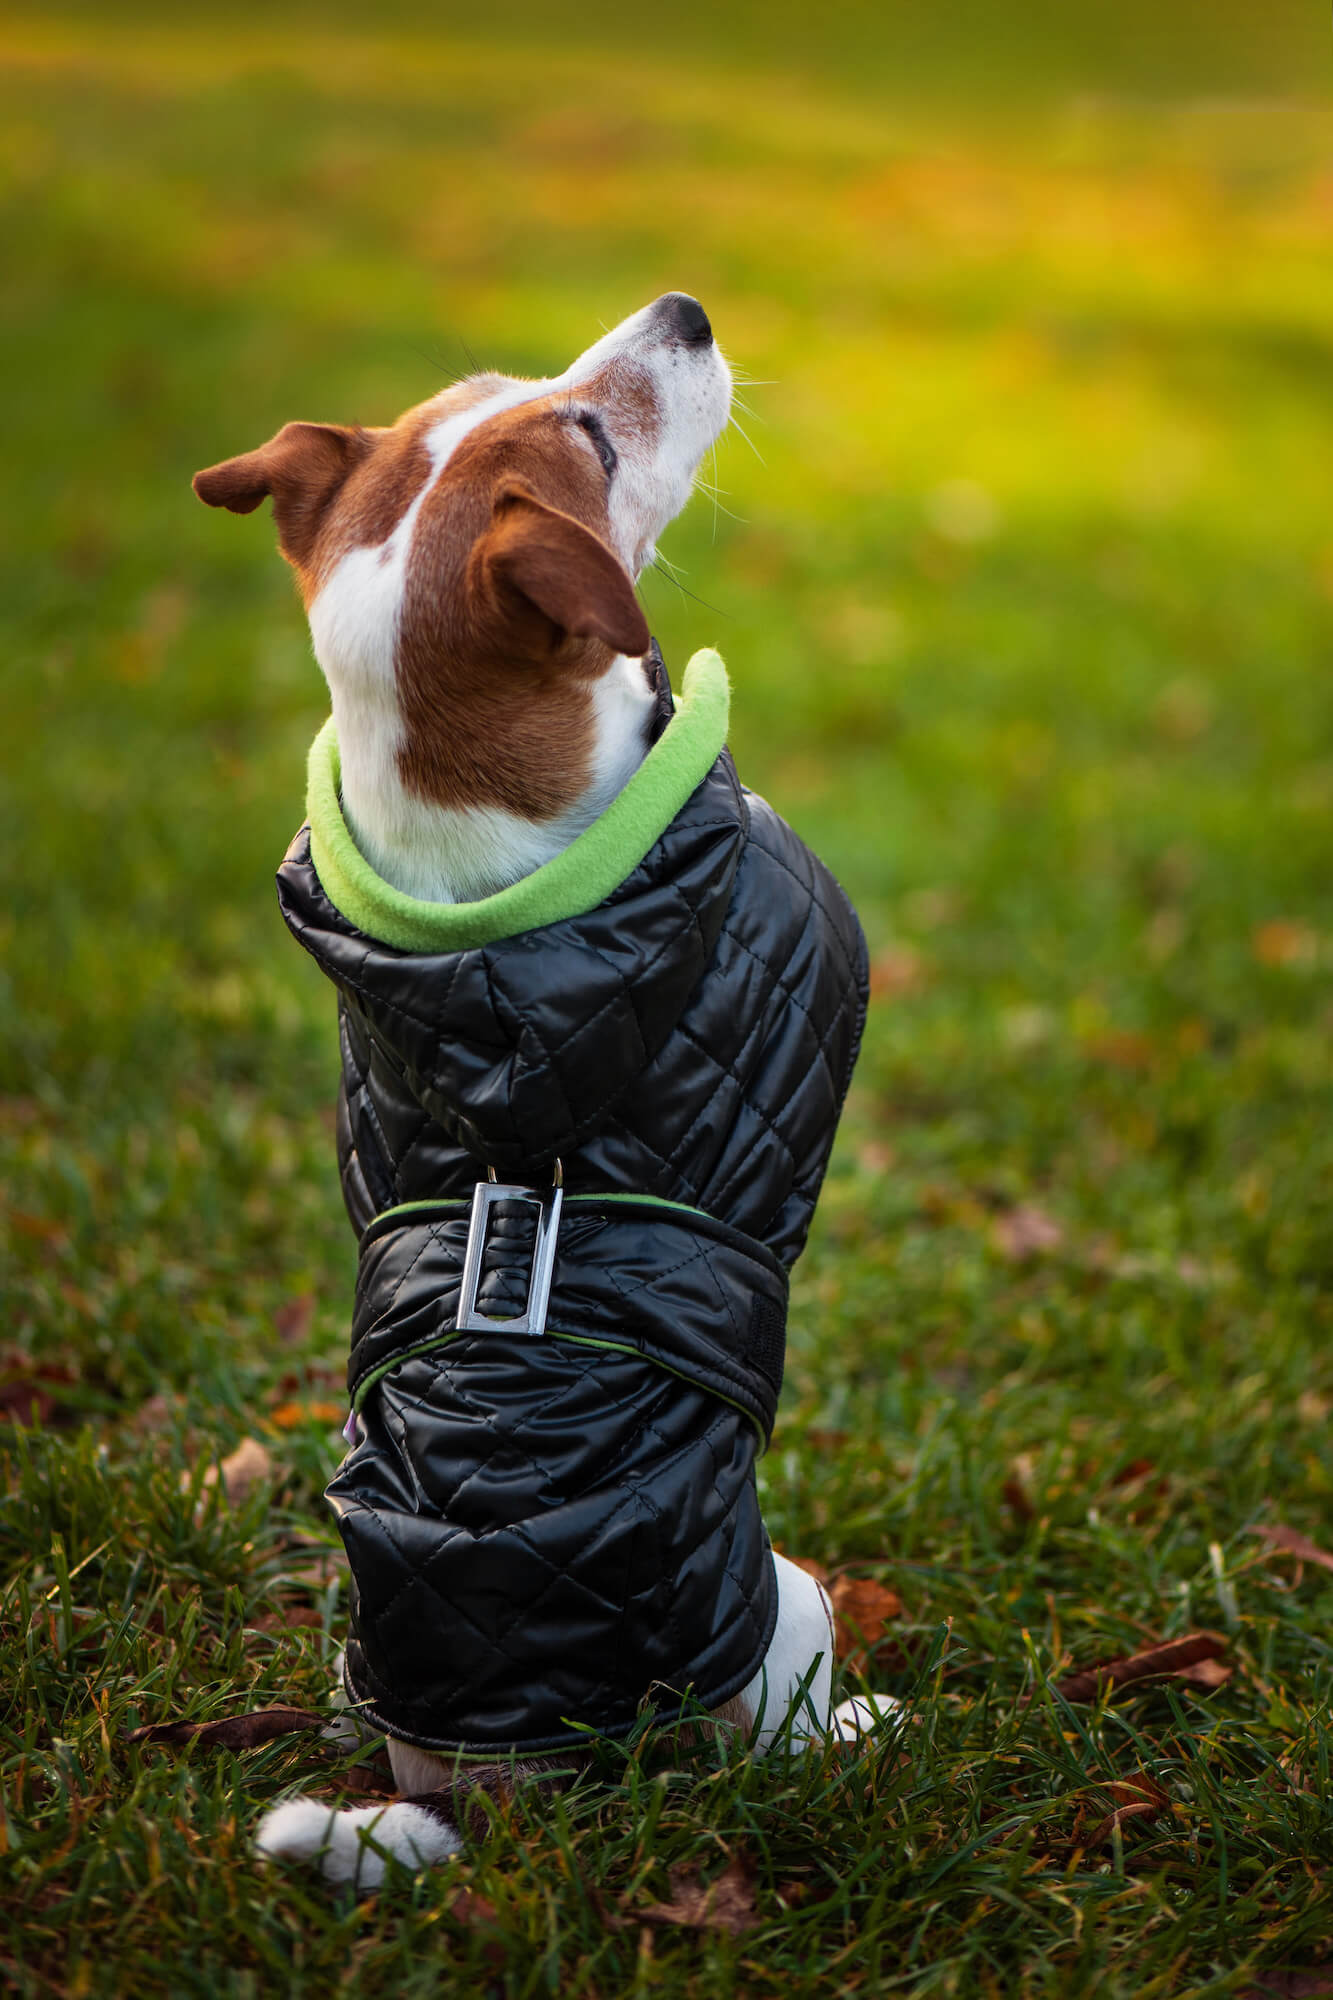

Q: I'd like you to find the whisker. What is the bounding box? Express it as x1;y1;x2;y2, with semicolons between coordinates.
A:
728;413;766;465
649;558;728;618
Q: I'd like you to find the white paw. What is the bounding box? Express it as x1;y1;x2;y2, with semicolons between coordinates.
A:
255;1796;461;1888
830;1693;904;1743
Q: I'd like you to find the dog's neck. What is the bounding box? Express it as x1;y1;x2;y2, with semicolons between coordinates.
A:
326;648;658;905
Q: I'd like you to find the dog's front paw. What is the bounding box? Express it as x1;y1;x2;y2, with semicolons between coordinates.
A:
255;1796;460;1889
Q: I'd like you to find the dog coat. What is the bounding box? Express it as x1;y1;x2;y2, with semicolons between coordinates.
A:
275;649;868;1754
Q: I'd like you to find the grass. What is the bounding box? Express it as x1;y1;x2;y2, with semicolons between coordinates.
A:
3;8;1333;1993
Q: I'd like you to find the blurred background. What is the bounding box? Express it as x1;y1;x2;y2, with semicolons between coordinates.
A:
3;1;1331;1458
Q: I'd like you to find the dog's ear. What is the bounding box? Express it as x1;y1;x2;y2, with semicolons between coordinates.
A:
193;423;374;567
480;481;650;661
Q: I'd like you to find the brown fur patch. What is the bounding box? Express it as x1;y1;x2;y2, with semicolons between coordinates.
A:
204;359;665;822
392;391;646;821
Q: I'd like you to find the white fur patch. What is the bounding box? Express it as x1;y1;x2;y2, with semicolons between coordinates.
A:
830;1693;905;1742
729;1551;837;1753
255;1796;460;1889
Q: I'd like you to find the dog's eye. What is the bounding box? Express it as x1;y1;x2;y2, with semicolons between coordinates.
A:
576;411;617;479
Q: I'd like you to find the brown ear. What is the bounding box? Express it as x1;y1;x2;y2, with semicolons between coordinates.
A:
481;482;650;660
192;422;373;567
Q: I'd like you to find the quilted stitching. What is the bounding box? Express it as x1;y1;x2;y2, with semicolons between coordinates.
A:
276;736;864;1750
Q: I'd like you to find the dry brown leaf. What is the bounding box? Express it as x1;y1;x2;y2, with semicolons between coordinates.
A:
0;1359;78;1426
1175;1657;1233;1690
449;1888;500;1926
269;1400;346;1431
126;1706;322;1750
1086;1030;1157;1071
199;1435;274;1505
274;1293;316;1345
1084;1799;1163;1846
1002;1452;1037;1522
9;1209;68;1246
1247;1523;1333;1576
868;943;927;1000
1101;1772;1169;1809
249;1603;326;1631
1054;1630;1227;1703
829;1576;903;1674
1241;1971;1333;2000
1252;920;1319;969
1076;1772;1169;1848
638;1856;757;1937
991;1204;1063;1261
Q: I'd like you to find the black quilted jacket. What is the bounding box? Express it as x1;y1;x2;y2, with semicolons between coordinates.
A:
275;652;868;1754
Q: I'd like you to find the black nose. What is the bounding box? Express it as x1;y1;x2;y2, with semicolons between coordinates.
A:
658;293;712;345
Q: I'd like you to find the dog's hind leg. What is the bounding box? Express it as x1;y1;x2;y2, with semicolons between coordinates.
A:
725;1551;837;1752
724;1553;905;1753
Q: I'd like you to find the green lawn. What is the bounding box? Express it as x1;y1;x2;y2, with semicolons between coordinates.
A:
3;9;1332;1994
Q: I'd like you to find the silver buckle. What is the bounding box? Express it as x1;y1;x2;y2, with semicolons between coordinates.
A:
456;1161;564;1336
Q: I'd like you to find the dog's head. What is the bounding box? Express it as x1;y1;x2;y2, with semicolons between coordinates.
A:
194;297;730;819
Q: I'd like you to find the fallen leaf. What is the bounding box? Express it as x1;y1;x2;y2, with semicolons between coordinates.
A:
1241;1971;1333;2000
1085;1029;1157;1071
1253;920;1318;969
1074;1771;1170;1847
8;1210;68;1246
274;1294;316;1345
1247;1523;1333;1576
868;943;927;1001
249;1604;326;1631
992;1204;1063;1261
199;1436;274;1506
1101;1772;1169;1809
126;1707;323;1750
1175;1657;1233;1690
638;1856;757;1937
450;1887;500;1925
1054;1631;1227;1703
0;1359;78;1426
1002;1452;1037;1522
269;1400;346;1431
1084;1798;1163;1846
856;1142;896;1176
829;1576;903;1674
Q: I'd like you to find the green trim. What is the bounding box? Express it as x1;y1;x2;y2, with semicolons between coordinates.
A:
567;1192;710;1219
351;1323;766;1447
307;649;729;951
368;1198;471;1227
369;1190;714;1233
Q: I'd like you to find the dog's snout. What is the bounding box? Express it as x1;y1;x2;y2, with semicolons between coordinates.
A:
655;293;713;347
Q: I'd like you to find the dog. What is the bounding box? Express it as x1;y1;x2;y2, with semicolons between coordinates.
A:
194;294;895;1889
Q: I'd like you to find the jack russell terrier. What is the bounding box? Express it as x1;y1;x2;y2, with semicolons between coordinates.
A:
194;293;895;1889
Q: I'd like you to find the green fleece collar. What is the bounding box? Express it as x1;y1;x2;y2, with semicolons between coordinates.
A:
306;648;729;952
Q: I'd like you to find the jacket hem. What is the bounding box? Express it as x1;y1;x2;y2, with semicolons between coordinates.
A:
340;1548;782;1757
